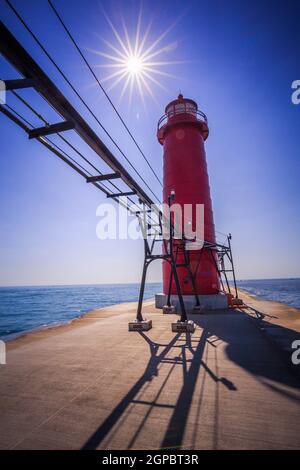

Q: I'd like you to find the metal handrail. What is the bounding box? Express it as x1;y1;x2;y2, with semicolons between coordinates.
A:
158;107;208;131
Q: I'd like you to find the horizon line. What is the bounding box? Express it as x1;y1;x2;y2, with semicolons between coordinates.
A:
0;276;300;289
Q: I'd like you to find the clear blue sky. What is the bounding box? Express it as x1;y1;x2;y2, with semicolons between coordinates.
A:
0;0;299;286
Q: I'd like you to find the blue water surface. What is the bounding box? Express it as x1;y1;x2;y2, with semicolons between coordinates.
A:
236;278;300;310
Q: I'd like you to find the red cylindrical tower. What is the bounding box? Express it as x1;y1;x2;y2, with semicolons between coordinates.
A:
157;94;220;297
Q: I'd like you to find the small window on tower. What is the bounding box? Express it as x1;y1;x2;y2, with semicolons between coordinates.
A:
186;102;197;116
174;103;185;114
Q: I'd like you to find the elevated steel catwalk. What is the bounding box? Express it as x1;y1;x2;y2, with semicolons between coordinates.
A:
0;21;154;208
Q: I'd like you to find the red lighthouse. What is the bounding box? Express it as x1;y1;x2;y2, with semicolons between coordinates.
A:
157;94;225;309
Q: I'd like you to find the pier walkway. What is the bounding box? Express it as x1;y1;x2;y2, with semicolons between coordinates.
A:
0;293;300;450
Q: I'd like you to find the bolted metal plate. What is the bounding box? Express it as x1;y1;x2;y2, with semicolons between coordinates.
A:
128;319;152;331
171;320;195;333
163;305;176;314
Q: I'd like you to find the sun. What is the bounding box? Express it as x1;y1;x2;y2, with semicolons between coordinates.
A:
126;55;144;76
89;8;184;106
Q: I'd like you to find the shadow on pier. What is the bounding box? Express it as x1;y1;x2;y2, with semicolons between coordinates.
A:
82;310;300;450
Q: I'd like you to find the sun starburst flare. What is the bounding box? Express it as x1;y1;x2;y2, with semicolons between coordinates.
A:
89;8;187;107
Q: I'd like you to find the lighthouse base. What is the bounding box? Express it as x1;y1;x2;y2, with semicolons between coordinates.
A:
155;293;228;312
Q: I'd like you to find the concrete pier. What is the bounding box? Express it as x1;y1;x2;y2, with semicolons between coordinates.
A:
0;292;299;450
